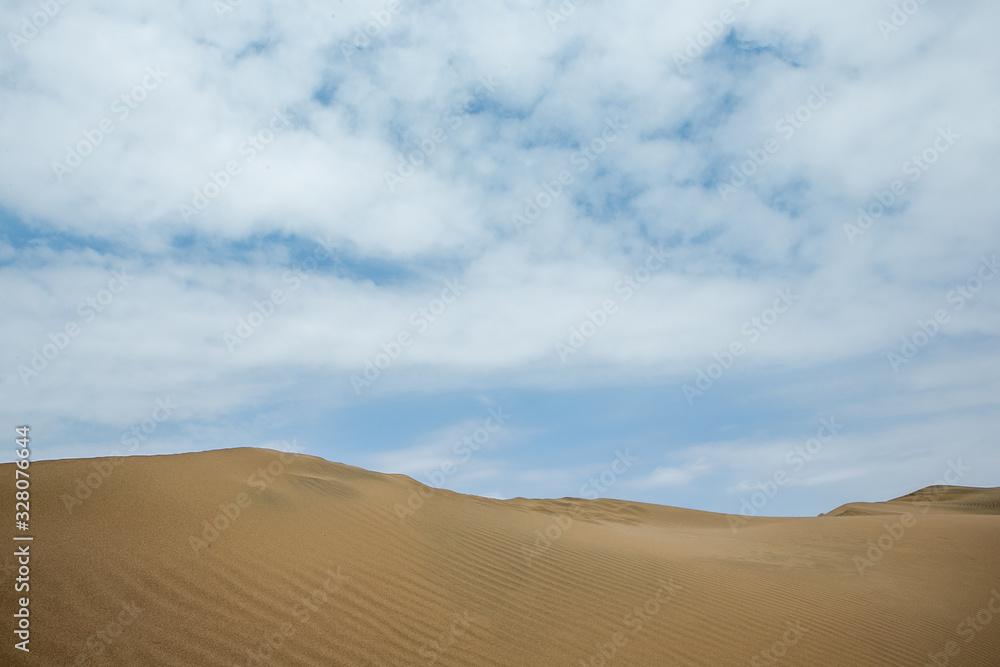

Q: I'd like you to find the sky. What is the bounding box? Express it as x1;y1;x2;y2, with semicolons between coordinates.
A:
1;0;998;518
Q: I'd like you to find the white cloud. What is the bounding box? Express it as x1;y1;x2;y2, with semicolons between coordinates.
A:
627;459;713;490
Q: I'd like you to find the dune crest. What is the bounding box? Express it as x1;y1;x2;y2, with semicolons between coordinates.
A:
825;485;1000;517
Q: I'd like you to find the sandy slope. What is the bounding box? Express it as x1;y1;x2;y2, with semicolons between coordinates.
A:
1;448;998;666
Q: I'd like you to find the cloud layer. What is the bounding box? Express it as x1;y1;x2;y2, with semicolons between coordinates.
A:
2;0;998;516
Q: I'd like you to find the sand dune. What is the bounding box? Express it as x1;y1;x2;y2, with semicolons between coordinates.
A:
826;485;1000;518
2;448;998;666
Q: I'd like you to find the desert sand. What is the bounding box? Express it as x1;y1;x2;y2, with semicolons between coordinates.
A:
2;447;998;666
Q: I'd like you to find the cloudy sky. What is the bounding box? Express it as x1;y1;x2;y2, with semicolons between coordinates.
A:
2;0;998;517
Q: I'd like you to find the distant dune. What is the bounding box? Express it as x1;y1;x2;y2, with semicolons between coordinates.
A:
2;448;998;665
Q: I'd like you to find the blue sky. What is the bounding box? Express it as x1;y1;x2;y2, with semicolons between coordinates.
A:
2;0;998;517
